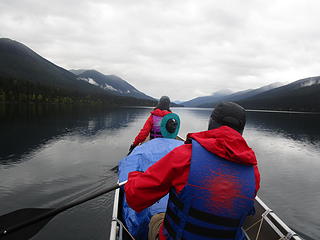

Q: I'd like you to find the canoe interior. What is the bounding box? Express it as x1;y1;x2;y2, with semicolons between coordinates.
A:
243;197;302;240
111;190;302;240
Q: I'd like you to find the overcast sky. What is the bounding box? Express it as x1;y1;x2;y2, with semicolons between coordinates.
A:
1;0;320;101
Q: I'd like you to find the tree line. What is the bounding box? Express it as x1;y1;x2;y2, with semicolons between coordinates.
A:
0;77;156;106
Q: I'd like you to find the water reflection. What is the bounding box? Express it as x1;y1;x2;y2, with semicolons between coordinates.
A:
0;104;152;240
0;106;319;239
246;111;320;144
0;104;149;164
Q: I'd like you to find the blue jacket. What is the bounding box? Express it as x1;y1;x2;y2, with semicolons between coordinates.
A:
118;138;183;239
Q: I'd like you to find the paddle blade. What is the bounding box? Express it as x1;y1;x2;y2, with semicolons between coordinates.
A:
0;208;53;240
110;165;118;173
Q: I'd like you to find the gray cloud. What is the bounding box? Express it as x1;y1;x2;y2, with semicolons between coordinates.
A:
1;0;320;101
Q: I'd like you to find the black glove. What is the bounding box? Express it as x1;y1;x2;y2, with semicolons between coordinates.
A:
128;144;136;155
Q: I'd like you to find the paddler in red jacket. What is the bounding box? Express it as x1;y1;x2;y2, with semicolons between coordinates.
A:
125;102;260;240
129;96;173;154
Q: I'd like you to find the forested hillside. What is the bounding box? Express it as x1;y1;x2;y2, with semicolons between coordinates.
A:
0;38;156;106
237;77;320;112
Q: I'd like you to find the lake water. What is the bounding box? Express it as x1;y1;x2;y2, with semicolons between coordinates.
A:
0;104;319;240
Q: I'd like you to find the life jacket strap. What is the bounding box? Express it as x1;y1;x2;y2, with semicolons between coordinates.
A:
184;222;237;239
166;206;180;225
150;130;163;139
150;130;162;135
164;217;237;239
169;190;184;210
164;218;177;239
189;207;241;227
168;190;240;227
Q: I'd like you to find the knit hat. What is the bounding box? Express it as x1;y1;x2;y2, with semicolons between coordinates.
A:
208;102;246;134
155;96;171;111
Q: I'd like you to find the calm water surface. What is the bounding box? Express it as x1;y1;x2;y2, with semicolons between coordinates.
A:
0;104;319;239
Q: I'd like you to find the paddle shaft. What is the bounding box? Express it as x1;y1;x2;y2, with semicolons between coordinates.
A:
2;180;127;236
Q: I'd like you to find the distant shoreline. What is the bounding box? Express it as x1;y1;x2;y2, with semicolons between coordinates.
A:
1;103;319;114
171;106;320;114
245;109;320;114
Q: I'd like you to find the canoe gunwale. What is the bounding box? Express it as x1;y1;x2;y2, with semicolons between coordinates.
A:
110;186;136;240
243;196;302;240
257;196;297;237
110;185;120;240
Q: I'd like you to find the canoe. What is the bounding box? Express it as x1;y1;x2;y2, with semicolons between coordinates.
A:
110;136;302;240
110;188;302;240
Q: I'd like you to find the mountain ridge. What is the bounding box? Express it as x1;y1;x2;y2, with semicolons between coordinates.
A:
198;82;284;108
182;82;284;108
180;77;319;112
0;38;156;106
237;76;320;111
75;69;154;100
182;89;233;107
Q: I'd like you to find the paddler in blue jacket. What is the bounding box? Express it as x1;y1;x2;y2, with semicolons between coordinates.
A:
119;112;182;239
125;102;260;240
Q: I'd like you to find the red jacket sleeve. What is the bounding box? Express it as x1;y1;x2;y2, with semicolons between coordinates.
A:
133;115;153;146
125;144;192;212
254;165;260;195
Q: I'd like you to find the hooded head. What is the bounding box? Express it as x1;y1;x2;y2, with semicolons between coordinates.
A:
155;96;171;111
208;102;246;134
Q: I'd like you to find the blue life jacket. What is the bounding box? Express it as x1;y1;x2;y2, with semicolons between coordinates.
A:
163;140;256;240
150;115;163;139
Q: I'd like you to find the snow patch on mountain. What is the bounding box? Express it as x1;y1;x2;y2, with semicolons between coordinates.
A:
78;77;120;92
78;77;99;86
102;84;118;91
300;78;320;87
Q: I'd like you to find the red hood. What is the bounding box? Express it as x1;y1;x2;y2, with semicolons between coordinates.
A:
186;126;257;166
150;109;171;117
